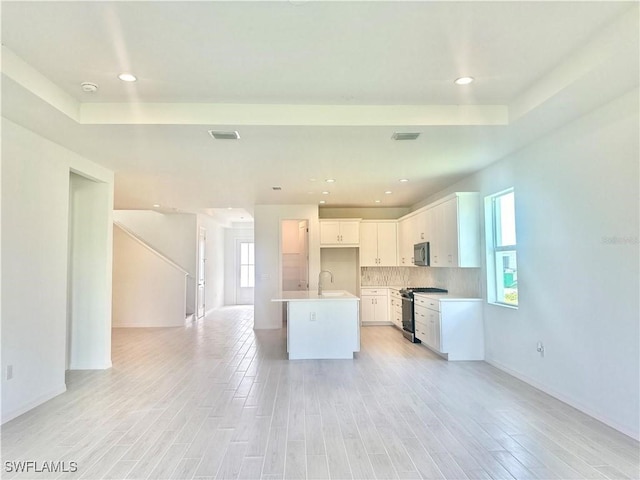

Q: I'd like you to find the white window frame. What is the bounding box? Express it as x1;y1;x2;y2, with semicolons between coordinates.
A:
485;188;518;309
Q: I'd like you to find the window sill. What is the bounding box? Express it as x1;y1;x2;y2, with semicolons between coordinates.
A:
487;301;518;310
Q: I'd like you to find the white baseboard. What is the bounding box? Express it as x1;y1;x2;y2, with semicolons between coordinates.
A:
112;323;183;328
68;360;112;370
484;358;640;441
361;321;394;326
1;384;67;425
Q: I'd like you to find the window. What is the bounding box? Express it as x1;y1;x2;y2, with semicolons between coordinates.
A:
239;242;255;288
486;189;518;307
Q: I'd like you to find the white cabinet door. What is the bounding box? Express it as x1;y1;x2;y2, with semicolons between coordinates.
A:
415;305;429;343
398;217;414;266
320;220;360;246
441;198;459;266
413;210;428;244
359;223;379;266
376;222;397;266
426;308;441;351
359;222;397;266
360;296;377;323
426;194;479;268
430;203;444;266
339;221;360;245
360;294;389;324
374;294;389;323
320;221;341;245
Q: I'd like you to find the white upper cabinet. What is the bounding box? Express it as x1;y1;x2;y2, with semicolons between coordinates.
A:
429;193;480;268
359;221;397;266
319;219;360;247
398;216;414;266
413;209;430;244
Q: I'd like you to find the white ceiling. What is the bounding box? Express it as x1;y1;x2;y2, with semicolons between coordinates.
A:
2;1;638;217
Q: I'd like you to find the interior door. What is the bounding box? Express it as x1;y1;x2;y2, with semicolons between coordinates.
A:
197;227;206;318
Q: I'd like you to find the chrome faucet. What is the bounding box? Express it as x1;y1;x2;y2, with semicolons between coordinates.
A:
318;270;334;295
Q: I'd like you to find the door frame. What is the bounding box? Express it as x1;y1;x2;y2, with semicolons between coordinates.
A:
196;226;206;318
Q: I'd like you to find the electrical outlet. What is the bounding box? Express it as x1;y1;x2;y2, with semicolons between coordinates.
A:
6;365;13;380
310;312;316;321
536;342;545;357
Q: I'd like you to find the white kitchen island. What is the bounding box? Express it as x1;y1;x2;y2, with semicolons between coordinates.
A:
272;290;360;360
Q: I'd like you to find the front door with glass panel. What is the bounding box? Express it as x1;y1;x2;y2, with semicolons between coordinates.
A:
236;241;254;305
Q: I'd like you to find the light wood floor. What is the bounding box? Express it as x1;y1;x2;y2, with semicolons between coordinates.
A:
2;306;638;480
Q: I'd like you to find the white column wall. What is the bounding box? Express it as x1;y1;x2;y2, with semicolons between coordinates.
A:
253;205;320;329
1;119;113;423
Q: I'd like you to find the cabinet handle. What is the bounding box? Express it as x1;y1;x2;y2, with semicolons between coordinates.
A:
421;232;424;240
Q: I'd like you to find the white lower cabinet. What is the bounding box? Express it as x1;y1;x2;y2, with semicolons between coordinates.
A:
414;294;483;360
360;288;389;325
389;288;402;329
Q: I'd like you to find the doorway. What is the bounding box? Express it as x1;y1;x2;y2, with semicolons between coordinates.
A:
236;240;255;304
281;219;309;291
67;172;111;370
197;227;206;318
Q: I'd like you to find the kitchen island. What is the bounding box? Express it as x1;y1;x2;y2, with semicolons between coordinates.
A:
272;290;360;359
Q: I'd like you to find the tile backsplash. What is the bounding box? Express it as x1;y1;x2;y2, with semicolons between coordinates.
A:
361;266;481;297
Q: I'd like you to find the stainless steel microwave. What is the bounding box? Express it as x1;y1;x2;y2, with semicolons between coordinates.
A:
413;242;430;266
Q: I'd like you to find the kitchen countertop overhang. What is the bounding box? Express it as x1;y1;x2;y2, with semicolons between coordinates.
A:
271;290;360;302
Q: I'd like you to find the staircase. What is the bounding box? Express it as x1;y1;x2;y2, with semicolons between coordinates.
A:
113;222;191;327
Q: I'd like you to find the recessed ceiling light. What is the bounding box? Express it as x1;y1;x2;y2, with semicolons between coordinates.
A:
375;200;381;203
399;178;409;183
385;191;392;195
309;178;317;182
454;76;474;85
322;191;330;195
319;200;326;204
227;207;233;210
325;179;336;183
118;73;137;82
153;204;161;208
208;130;240;140
80;82;98;93
391;132;420;141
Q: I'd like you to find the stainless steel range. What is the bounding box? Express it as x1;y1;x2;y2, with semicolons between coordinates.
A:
400;287;448;342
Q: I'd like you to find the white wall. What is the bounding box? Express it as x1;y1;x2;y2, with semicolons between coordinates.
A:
321;248;359;296
419;89;640;439
112;226;187;327
113;210;197;314
197;215;226;312
1;119;113;423
253;205;320;329
224;225;255;305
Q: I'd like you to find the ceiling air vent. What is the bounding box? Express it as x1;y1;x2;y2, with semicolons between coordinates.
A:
391;132;420;141
208;130;240;140
272;186;282;191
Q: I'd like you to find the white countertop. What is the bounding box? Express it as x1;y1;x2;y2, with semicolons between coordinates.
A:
272;290;360;302
414;292;482;302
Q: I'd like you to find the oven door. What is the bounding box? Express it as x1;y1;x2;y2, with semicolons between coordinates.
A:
401;293;419;342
